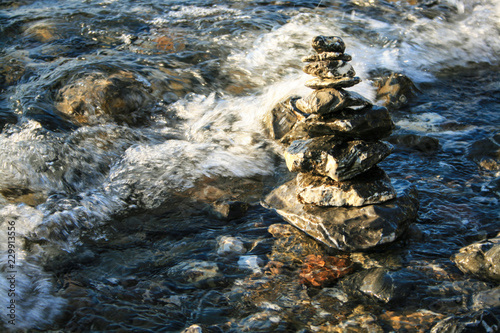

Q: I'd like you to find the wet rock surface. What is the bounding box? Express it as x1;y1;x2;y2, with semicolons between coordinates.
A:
295;88;370;115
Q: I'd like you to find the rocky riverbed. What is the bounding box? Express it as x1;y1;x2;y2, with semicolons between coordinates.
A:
0;0;499;332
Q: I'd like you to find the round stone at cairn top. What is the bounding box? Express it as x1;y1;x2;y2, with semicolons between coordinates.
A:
312;36;346;54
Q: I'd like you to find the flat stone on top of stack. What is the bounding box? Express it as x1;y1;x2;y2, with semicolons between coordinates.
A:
263;35;418;252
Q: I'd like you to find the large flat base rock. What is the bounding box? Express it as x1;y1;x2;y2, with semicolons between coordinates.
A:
296;166;397;207
262;180;418;251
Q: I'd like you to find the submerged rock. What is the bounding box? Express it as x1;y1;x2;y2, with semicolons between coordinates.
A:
216;236;246;256
262;180;418;251
340;268;418;303
299;254;354;287
452;235;500;282
281;105;394;144
466;133;500;171
388;133;440;153
212;200;249;221
296;167;397;207
472;286;500;310
285;136;393;181
55;70;156;126
380;310;446;332
430;310;500;333
167;260;222;286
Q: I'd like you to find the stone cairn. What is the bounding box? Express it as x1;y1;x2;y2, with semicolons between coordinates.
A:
263;36;419;252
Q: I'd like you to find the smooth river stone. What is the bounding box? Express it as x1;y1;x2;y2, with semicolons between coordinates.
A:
301;52;352;62
296;166;397;207
262;180;418;251
295;88;370;115
312;35;346;54
281;105;394;143
284;136;393;181
305;76;361;89
303;61;356;79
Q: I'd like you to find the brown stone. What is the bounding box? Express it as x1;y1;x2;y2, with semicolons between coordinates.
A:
452;235;500;282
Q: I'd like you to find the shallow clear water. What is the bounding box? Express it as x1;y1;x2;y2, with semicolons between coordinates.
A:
0;0;499;331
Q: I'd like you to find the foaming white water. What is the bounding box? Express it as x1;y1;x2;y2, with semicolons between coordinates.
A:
0;205;66;330
225;0;500;84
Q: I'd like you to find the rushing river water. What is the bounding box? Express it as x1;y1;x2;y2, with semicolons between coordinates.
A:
1;0;499;331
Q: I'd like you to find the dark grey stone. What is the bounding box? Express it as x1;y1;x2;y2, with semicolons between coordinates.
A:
430;310;500;333
284;136;393;181
296;166;397;207
302;52;352;62
262;180;418;251
388;133;440;153
295;88;370;115
305;77;361;89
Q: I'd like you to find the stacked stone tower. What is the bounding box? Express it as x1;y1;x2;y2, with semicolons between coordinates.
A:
264;36;419;252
